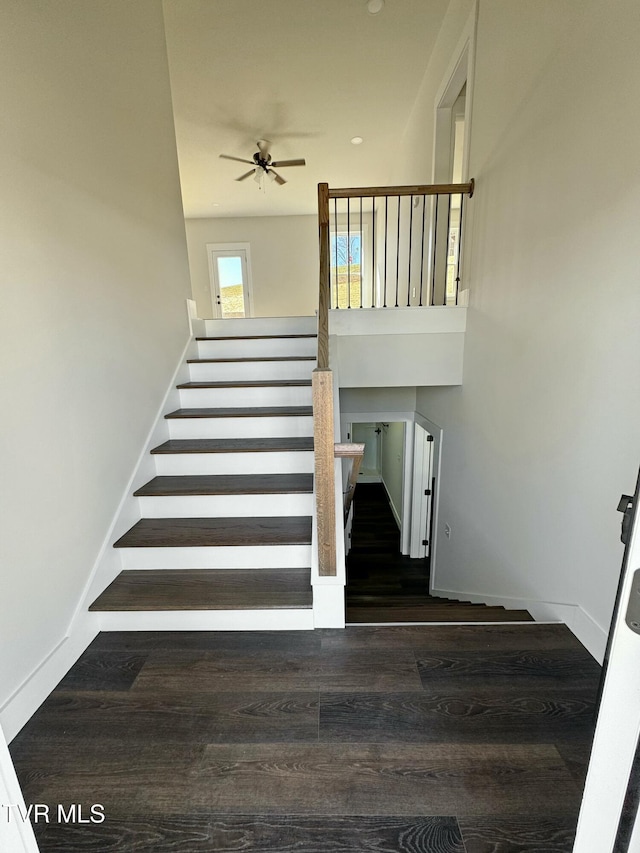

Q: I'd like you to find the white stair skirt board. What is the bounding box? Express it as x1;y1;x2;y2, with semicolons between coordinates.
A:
313;585;346;628
188;361;316;382
203;316;317;337
137;494;314;518
167;415;314;440
197;338;317;359
96;609;315;632
178;386;313;408
154;451;315;477
119;544;312;570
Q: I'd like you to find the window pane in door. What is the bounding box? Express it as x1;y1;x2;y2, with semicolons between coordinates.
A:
216;256;245;318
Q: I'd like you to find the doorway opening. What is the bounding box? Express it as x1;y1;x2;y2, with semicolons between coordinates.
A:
206;242;253;318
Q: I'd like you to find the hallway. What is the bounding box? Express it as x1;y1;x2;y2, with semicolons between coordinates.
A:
346;484;533;623
10;623;598;852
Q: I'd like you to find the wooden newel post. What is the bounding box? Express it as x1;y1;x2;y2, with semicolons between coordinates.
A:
317;182;330;371
313;368;336;577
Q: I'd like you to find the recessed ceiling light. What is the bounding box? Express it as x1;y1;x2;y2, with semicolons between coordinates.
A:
351;136;364;145
366;0;384;14
212;203;220;207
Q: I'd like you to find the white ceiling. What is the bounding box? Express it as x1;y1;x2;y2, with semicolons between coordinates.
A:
163;0;449;219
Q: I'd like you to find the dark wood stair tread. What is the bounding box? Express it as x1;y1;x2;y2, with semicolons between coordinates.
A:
177;380;312;389
151;437;314;455
187;356;316;364
347;605;533;623
196;334;317;341
89;569;312;611
113;516;312;548
134;474;313;497
165;406;313;420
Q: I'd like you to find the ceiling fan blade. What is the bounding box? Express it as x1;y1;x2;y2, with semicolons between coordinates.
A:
270;158;306;168
270;170;287;185
219;154;255;165
236;169;256;182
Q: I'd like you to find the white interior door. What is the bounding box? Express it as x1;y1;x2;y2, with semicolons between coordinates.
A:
411;423;435;559
208;246;252;319
574;469;640;851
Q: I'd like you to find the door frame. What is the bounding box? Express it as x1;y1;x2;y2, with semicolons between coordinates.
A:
341;412;415;557
206;242;253;319
573;469;640;851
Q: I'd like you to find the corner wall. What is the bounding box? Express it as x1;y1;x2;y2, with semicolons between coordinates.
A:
0;0;191;726
411;0;640;660
185;215;319;318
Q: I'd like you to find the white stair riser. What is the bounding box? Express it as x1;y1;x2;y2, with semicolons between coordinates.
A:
119;544;312;570
189;361;315;382
203;317;317;337
137;493;313;518
96;610;315;631
154;451;314;476
197;338;317;359
167;415;313;440
179;386;312;408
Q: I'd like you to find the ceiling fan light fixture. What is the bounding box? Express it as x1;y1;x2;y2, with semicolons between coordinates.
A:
366;0;384;14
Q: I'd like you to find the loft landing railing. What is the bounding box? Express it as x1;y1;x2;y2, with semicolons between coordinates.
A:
313;180;474;578
322;180;474;311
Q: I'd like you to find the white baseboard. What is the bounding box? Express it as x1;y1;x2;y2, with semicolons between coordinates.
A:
431;585;608;663
93;609;314;632
0;616;98;743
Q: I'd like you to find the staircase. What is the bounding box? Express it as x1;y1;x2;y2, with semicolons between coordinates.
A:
89;316;319;630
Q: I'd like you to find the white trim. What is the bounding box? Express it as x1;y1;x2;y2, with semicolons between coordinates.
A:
0;722;39;852
414;412;443;584
95;609;314;632
575;472;640;851
73;332;195;616
0;615;97;743
206;242;253;319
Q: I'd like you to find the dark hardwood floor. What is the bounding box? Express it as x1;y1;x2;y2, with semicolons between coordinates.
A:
10;623;600;852
346;483;532;623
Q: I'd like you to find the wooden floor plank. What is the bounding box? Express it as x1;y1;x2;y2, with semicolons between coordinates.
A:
33;815;464;853
129;648;423;693
165;406;313;419
177;379;311;390
113;516;312;548
133;473;313;497
10;624;600;853
187;356;316;364
458;815;578;852
90;569;312;612
151;437;313;454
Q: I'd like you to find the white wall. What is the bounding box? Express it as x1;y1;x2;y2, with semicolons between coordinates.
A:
0;0;191;721
380;422;405;527
340;387;417;419
186;215;318;318
410;0;640;659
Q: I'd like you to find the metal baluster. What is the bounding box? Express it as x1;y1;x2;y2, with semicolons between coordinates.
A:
431;194;439;306
333;197;339;308
359;196;363;309
395;195;401;307
443;194;452;306
383;196;388;307
407;195;413;307
455;193;465;306
347;197;351;308
419;195;426;307
371;197;376;308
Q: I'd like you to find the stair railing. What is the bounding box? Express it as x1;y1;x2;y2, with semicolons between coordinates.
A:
313;179;474;577
334;443;365;522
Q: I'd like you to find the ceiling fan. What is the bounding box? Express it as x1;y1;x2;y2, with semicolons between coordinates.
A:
219;139;306;185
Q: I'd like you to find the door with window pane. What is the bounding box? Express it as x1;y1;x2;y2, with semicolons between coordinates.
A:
209;248;252;318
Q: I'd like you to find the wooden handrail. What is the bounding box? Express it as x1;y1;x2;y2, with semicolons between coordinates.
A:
328;179;474;200
335;442;365;522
